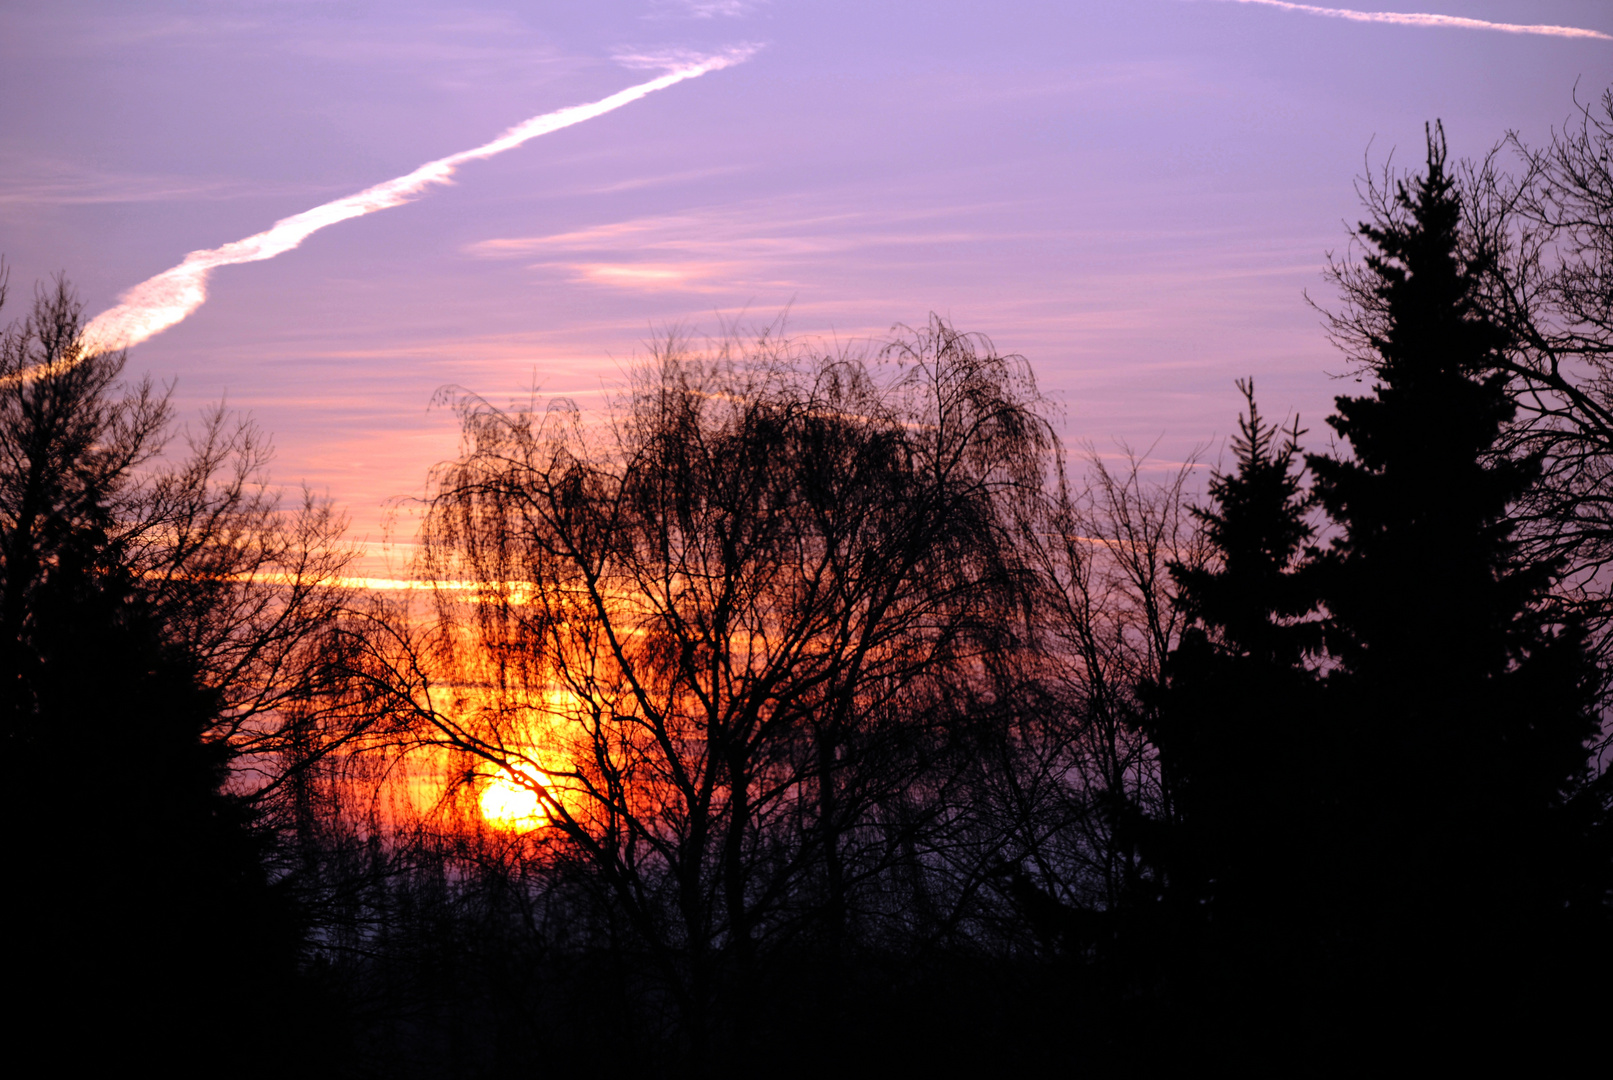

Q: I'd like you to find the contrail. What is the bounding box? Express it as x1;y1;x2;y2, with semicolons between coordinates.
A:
1213;0;1612;40
78;47;755;357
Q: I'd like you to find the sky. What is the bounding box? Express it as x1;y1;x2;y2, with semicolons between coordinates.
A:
2;1;1609;573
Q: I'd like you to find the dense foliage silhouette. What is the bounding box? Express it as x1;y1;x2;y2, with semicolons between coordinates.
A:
1135;130;1612;1059
1306;127;1609;1043
1145;381;1324;1042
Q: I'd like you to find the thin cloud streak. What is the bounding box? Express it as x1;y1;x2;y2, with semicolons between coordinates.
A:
0;167;336;208
78;46;757;357
462;192;1308;298
1213;0;1612;40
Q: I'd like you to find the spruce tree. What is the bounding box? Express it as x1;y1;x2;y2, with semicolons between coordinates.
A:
1306;126;1607;1031
1173;381;1317;669
0;278;309;1070
1151;382;1321;1029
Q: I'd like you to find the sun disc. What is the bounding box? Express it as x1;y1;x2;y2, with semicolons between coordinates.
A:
479;765;549;831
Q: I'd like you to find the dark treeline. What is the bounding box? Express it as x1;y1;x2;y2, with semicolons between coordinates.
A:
5;98;1612;1075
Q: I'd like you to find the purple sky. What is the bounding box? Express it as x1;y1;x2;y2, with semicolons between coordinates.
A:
3;1;1609;571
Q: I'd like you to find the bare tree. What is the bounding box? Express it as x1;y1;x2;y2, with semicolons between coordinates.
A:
998;446;1206;937
335;318;1055;1061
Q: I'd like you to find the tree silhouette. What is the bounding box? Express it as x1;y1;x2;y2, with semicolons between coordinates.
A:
1007;447;1205;994
1456;88;1613;678
1308;126;1609;1038
1172;383;1316;669
0;273;347;1071
1137;382;1324;1044
337;318;1055;1072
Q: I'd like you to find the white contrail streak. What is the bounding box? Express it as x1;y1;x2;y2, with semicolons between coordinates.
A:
1214;0;1612;40
79;47;755;356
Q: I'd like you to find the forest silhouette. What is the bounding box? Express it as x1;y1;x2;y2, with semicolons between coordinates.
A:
4;95;1611;1077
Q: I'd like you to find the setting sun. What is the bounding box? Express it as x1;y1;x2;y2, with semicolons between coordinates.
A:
478;764;550;831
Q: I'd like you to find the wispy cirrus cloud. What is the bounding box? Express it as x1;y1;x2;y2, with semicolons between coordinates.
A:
648;1;762;19
1210;0;1611;40
464;195;1028;294
0;158;336;208
583;165;752;196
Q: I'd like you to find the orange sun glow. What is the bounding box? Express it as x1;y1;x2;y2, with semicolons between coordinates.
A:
479;763;551;831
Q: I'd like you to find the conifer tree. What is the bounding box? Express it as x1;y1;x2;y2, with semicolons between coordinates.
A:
1307;126;1607;1030
1149;382;1321;1020
0;277;314;1070
1173;381;1316;667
